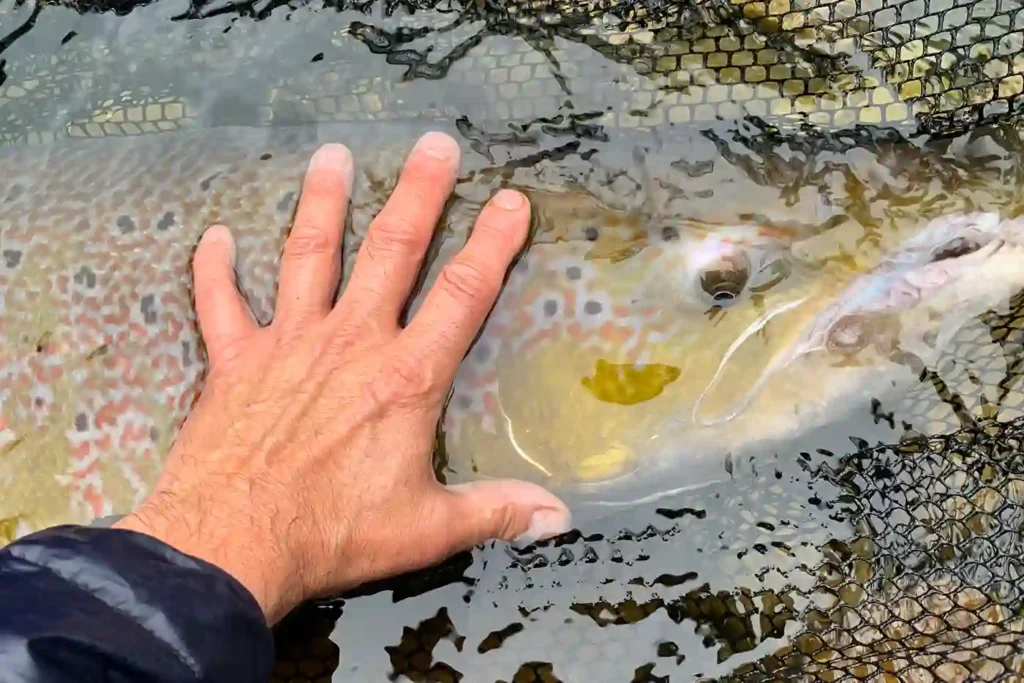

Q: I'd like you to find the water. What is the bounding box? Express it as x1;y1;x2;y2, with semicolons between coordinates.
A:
3;0;1024;680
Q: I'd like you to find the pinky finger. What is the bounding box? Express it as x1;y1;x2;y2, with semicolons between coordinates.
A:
192;225;260;366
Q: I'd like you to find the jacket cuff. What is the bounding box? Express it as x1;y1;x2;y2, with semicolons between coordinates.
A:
0;524;274;682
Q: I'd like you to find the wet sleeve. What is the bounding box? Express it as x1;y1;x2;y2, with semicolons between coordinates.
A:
0;525;274;683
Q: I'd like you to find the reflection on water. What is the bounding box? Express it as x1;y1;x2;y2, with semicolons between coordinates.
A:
2;0;1024;680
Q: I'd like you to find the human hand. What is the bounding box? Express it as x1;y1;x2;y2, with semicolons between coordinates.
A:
113;132;571;624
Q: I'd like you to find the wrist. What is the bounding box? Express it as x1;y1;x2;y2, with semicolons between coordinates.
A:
113;492;302;624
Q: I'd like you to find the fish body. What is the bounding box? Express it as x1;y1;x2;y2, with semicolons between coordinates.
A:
1;121;1022;538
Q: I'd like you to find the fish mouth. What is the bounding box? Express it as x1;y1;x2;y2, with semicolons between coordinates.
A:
692;212;1024;429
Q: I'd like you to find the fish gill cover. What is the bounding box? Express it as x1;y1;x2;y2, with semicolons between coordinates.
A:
2;0;1024;680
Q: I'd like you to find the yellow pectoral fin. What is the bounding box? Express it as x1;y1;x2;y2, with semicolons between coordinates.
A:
581;359;682;406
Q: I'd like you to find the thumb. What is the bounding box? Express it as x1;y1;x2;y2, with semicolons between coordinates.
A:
440;480;573;549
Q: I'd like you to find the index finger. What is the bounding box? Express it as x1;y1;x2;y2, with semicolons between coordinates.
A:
398;188;530;381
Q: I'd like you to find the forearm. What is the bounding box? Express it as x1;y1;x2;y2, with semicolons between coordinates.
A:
0;525;274;683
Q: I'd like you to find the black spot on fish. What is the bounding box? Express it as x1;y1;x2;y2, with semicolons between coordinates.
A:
74;266;96;289
456;395;473;410
75;413;88;432
200;173;220;191
584;227;599;242
34;397;44;408
277;191;295;213
311;52;324;62
661;226;679;241
3;250;21;268
149;427;159;442
157;212;176;231
473;342;490;363
117;215;137;234
260;153;272;161
566;266;582;281
4;184;23;203
543;300;558;317
76;219;90;232
140;294;158;325
181;341;193;367
584;300;602;315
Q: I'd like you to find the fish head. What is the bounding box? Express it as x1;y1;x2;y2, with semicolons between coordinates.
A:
438;208;1024;507
435;193;809;495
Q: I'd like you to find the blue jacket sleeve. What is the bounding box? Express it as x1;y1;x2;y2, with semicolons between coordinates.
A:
0;525;274;683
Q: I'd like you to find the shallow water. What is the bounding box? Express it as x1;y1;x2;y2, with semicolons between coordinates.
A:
3;0;1024;680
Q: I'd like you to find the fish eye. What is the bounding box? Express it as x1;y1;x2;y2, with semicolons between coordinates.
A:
827;314;872;352
932;237;981;262
699;250;751;305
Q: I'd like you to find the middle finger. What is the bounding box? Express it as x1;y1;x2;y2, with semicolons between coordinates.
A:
334;132;460;331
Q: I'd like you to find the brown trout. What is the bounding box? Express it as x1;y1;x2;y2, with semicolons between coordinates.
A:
1;120;1022;538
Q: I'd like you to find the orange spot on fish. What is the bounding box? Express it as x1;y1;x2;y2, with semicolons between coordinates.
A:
513;311;535;330
522;327;556;353
471;370;499;390
563;289;577;318
95;404;118;428
518;285;543;307
96;435;112;451
72;442;90;461
613;305;630;318
756;226;796;240
482;391;499;414
83;485;105;517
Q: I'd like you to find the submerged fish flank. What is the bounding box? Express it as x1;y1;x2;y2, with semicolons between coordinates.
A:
1;124;1022;536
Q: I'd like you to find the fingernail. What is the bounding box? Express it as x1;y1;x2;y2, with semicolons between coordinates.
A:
202;224;236;267
309;143;354;172
514;507;572;546
414;131;460;161
493;189;525;210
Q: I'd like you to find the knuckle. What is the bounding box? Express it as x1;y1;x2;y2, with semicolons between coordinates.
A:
370;353;436;405
494;501;523;540
364;214;426;259
439;259;493;304
284;223;333;258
